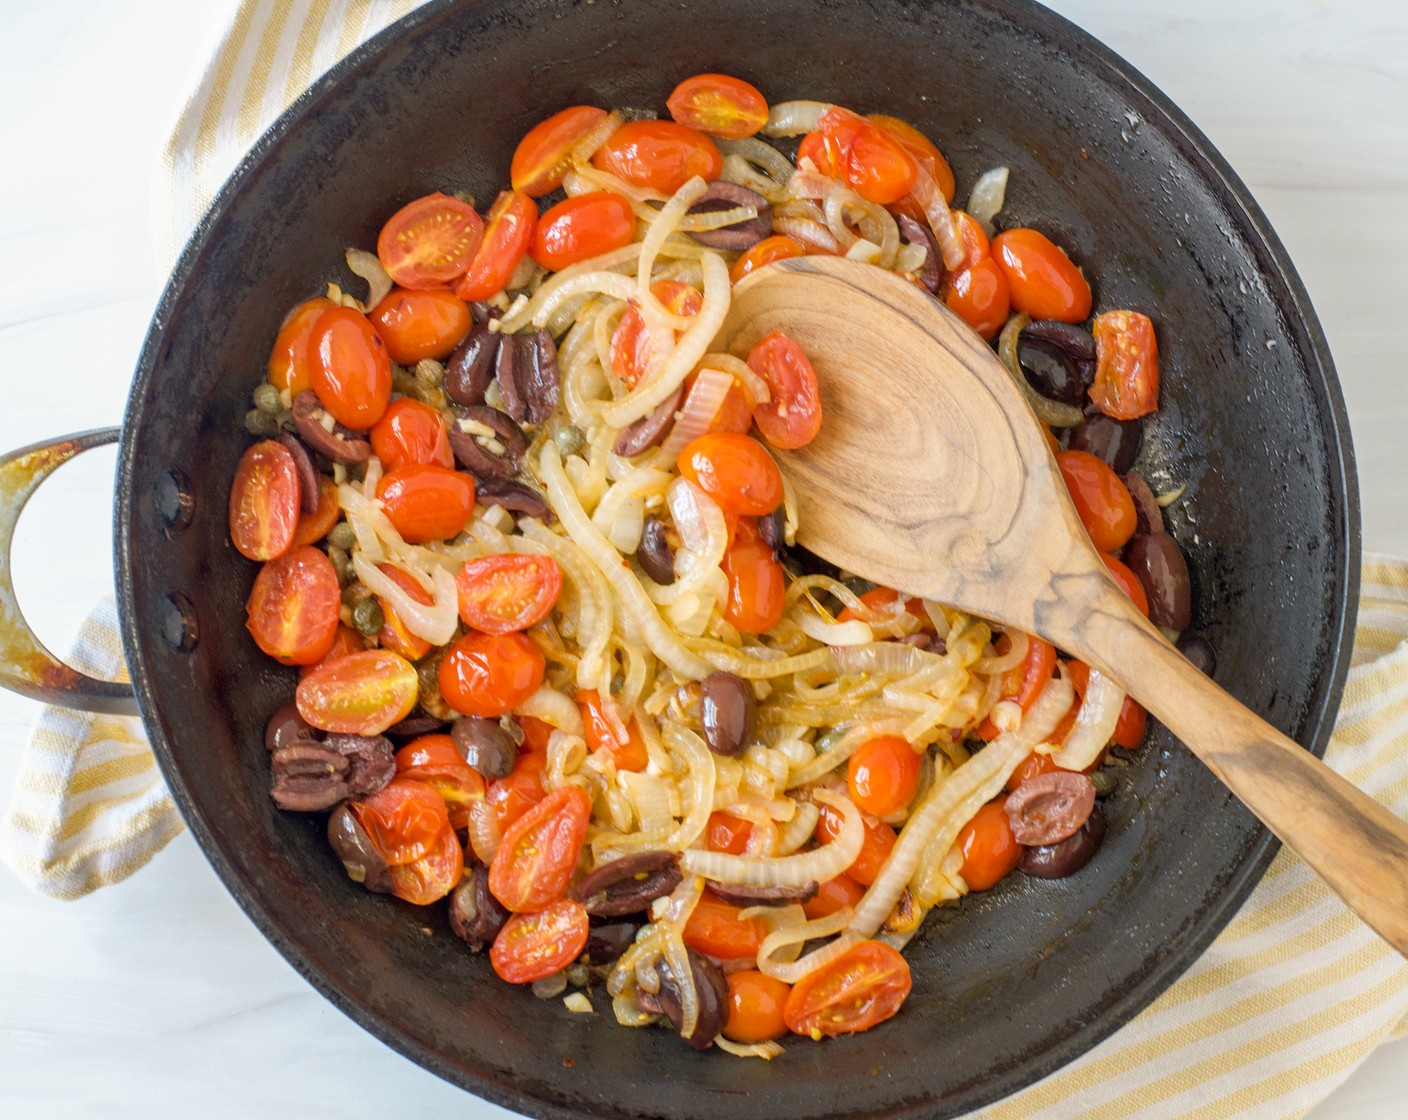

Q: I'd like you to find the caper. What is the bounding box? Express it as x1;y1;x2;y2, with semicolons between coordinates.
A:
327;521;357;551
610;670;626;695
352;596;384;636
244;408;280;436
326;544;353;584
552;421;586;457
1089;768;1118;798
253;382;284;414
341;581;372;608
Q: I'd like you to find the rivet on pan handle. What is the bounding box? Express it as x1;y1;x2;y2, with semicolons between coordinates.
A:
0;428;139;715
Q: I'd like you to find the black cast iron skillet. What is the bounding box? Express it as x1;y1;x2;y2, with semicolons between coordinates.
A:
0;1;1358;1116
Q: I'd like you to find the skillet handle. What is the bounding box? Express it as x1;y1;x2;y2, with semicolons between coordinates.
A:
0;429;138;716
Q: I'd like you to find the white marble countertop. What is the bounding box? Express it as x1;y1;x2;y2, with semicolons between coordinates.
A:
0;1;1404;1116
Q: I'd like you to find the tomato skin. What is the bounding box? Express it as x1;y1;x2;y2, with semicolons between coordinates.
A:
706;810;755;855
1056;449;1138;553
245;545;341;665
816;109;917;206
368;287;472;365
977;633;1058;741
1067;660;1148;750
290;476;341;549
610;279;702;388
491;898;590;984
1101;552;1150;617
991;228;1093;323
722;523;787;634
870;115;956;205
395;734;487;830
677;432;783;517
369;397;454;473
783;940;912;1038
439;630;545;718
456;553;563;634
486;741;548;832
530;192;638;272
668;74;769;139
1007;751;1059;793
847;735;923;817
351;778;451;865
268;296;336;396
309;307;392;430
745;330;823;450
376;465;475;543
387;826;464;905
296;648;419;734
725;970;792;1043
592;119;722;194
578;689;649;772
730;234;805;285
952;211;991;270
376;192;483;290
683;891;767;960
958;799;1022;890
817;805;897;887
300;623;367;679
803;873;867;920
455;190;538;302
944;256;1011;341
1091;309;1160;420
230;440;301;561
489;786;592;913
511;105;609;198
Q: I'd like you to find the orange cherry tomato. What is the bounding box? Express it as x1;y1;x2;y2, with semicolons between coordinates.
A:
376;192;483;290
706;810;755;855
245;545;341;666
511;105;610;198
1091;309;1160;420
368;287;472;365
308;306;392;430
870;115;955;205
729;234;805;285
796;128;846;178
592;119;722;194
836;586;926;625
991;228;1092;323
491;898;590;984
802;873;867;920
486;740;548;832
724;970;792;1043
455;190;538;302
387;825;464;905
290;476;341;549
677;432;783;517
1101;552;1150;617
376;464;475;543
531;191;637;272
350;778;451;865
816;109;917;206
682;890;767;960
229;440;301;561
1006;751;1060;793
369;397;454;473
944;256;1010;341
783;939;911;1039
578;689;649;772
299;623;367;680
847;735;922;817
1067;660;1148;750
455;553;563;634
977;633;1058;741
722;520;787;634
957;799;1022;890
676;368;755;437
745;330;823;450
296;648;419;734
817;804;897;887
373;563;434;661
609;279;702;388
489;786;592;913
667;73;769;139
267;296;336;396
1055;449;1137;553
952;210;991;269
439;630;545;718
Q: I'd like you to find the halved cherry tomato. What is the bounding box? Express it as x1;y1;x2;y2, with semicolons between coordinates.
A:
682;890;767;960
944;256;1011;341
706;810;755;855
847;735;922;817
870;115;955;205
455;190;538;302
609;279;702;388
817;804;897;887
245;545;340;665
439;630;545;718
368;287;472;364
486;741;548;832
291;476;341;549
455;553;563;634
578;689;648;772
991;228;1092;323
816;109;917;206
370;397;454;472
676;368;754;437
783;940;911;1038
267;296;336;396
796;128;846;178
372;563;434;661
395;734;485;831
1101;552;1150;617
377;464;475;543
309;306;392;430
1091;309;1160;420
729;234;805;285
1006;750;1059;793
511;106;609;198
386;825;464;905
1067;660;1148;750
802;873;867;920
977;633;1058;741
350;778;450;865
491;898;590;984
296;648;419;734
299;623;366;679
530;191;637;272
592;119;722;194
722;519;787;634
229;440;301;561
958;799;1022;890
376;192;483;290
667;74;769;139
1056;449;1137;553
745;330;823;450
724;970;792;1043
677;432;783;516
837;586;927;625
489;786;592;913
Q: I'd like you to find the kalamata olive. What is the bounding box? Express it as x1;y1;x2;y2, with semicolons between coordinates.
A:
569;852;682;917
385;711;449;739
686;181;773;251
448;864;509;950
1122;471;1164;536
897;632;947;655
475;478;551;521
448;405;528;480
1123;532;1192;631
637;514;676;585
584;920;639;965
758;505;786;558
291;390;372;462
648;949;728;1049
896;213;942;294
327;802;395;893
516;328;561;425
277;433;321;513
445;321;499;407
1005;770;1095;845
699;671;755;757
325;732;396;797
270;741;349;811
1021;805;1107;879
452;716;519;780
613;384;684;456
707;880;819;907
468;301;499;324
1016;320;1096;406
1177;634;1217;677
1067;410;1142;474
265;700;314;752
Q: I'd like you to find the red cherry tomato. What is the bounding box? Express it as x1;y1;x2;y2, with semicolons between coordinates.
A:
591;119;722;194
706;810;755;855
847;735;922;817
455;190;539;302
245;545;341;666
290;476;341;549
299;623;367;680
1067;660;1148;750
394;734;485;832
489;786;592;913
667;73;769;139
578;689;649;772
610;279;702;388
1101;552;1150;617
530;192;637;272
350;778;451;865
682;890;767;960
372;563;434;662
724;970;792;1043
1091;309;1160;420
491;898;590;984
802;873;867;920
439;630;545;718
991;228;1092;323
386;825;464;905
815;109;917;206
951;210;991;269
376;465;475;543
870;115;956;205
957;799;1022;890
722;520;787;634
455;553;563;634
267;296;336;396
1055;449;1137;553
977;633;1058;741
308;306;392;430
295;649;419;735
368;287;472;365
745;330;823;450
817;804;897;887
376;192;483;290
677;432;784;516
229;440;301;561
511;105;610;198
729;234;805;285
486;739;548;833
1006;751;1059;793
783;940;912;1038
944;256;1011;341
836;586;926;625
369;397;454;472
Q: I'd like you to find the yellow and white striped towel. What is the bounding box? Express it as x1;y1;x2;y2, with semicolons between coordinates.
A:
1;1;1404;1114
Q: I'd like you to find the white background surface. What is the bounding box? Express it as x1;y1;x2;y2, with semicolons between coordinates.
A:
0;1;1405;1116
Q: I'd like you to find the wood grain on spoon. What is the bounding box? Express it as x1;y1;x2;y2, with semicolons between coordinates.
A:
723;254;1408;958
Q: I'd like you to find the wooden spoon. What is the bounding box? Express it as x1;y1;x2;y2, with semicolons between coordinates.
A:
722;254;1408;957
